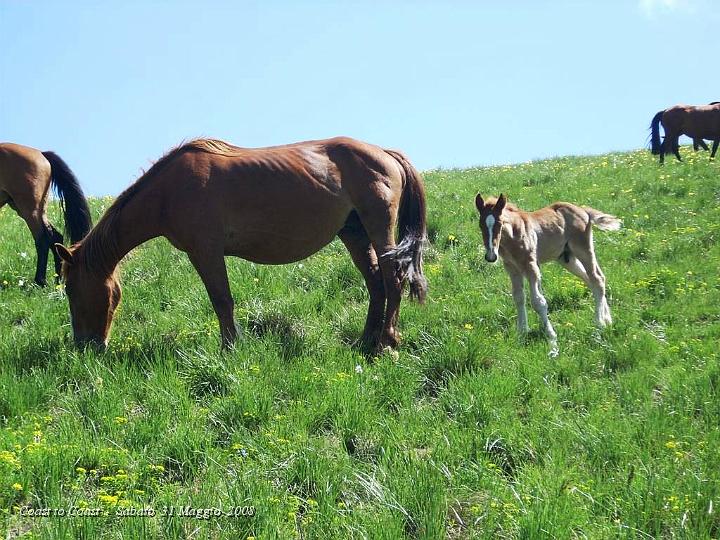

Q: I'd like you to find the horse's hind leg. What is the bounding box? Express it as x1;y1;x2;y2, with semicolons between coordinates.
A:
338;212;386;350
357;208;403;351
48;226;64;283
667;130;682;161
18;210;52;286
569;238;612;327
558;255;591;286
694;138;709;151
186;249;238;348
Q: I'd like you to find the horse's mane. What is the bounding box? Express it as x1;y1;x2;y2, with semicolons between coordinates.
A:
79;138;243;275
485;196;520;212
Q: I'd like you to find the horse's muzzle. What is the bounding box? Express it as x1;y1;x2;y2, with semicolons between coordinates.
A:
75;336;107;352
485;252;498;263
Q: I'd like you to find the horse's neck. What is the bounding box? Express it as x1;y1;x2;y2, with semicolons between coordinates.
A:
88;190;163;274
501;211;524;240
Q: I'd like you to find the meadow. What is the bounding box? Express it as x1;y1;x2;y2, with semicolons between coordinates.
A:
0;147;718;539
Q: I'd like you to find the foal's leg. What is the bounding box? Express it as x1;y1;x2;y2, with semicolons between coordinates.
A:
570;240;612;327
558;255;591;286
337;213;386;350
506;267;529;334
526;261;557;343
711;139;719;158
186;250;238;348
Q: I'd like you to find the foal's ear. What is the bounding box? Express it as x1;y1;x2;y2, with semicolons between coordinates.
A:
54;244;74;265
495;193;507;213
475;193;485;212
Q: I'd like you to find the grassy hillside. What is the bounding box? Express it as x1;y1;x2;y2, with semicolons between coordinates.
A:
1;147;718;539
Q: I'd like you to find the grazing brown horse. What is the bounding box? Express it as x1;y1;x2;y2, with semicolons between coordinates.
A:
0;143;92;286
56;137;428;351
650;103;720;163
475;194;620;356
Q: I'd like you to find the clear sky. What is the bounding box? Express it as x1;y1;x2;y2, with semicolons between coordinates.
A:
1;0;718;195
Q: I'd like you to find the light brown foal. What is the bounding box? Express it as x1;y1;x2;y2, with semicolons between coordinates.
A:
475;194;621;353
56;137;427;352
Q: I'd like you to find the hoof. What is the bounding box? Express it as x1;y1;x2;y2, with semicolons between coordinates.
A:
377;346;400;360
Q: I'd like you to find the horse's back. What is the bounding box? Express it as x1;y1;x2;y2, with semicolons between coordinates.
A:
155;137;404;264
0;143;51;196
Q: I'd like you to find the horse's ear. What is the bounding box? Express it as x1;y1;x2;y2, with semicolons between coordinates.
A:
475;193;485;212
496;193;507;213
55;244;74;265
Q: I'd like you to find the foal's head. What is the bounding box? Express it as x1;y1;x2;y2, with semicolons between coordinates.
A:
475;193;507;263
55;244;121;350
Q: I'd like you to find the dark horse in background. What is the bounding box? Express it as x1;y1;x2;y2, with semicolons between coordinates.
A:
0;143;92;285
650;103;720;163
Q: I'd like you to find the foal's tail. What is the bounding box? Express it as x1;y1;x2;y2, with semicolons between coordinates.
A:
584;207;622;232
42;151;93;243
382;149;428;303
650;110;664;155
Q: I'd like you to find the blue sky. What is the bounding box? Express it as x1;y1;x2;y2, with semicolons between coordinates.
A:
2;0;718;195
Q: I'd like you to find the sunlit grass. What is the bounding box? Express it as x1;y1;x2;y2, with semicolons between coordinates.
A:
1;147;718;538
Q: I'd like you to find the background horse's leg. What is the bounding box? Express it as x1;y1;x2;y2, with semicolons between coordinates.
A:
337;212;386;350
507;268;529;334
711;139;719;158
526;262;557;343
659;139;666;164
15;206;52;286
669;131;682;161
186;249;237;348
48;225;64;283
694;138;709;151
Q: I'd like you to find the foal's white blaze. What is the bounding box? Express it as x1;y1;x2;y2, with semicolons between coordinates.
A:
484;214;497;258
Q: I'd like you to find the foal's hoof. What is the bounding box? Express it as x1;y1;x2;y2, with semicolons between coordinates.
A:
548;340;560;358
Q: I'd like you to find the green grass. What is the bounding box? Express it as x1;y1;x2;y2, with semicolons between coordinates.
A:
1;147;719;539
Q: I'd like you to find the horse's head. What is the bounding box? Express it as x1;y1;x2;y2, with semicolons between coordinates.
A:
55;244;121;350
475;193;507;263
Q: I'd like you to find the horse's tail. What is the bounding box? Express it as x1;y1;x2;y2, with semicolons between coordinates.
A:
584;207;622;232
650;110;664;155
42;151;93;243
381;149;428;303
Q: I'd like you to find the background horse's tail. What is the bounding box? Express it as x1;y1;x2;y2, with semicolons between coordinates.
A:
42;151;93;243
584;207;622;232
382;149;428;303
650;110;664;155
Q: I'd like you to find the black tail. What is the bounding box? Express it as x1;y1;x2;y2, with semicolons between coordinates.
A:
650;110;664;155
42;151;92;243
381;149;428;303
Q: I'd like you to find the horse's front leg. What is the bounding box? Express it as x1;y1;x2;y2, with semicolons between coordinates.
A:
526;262;558;353
711;139;719;159
187;250;238;349
507;268;529;335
